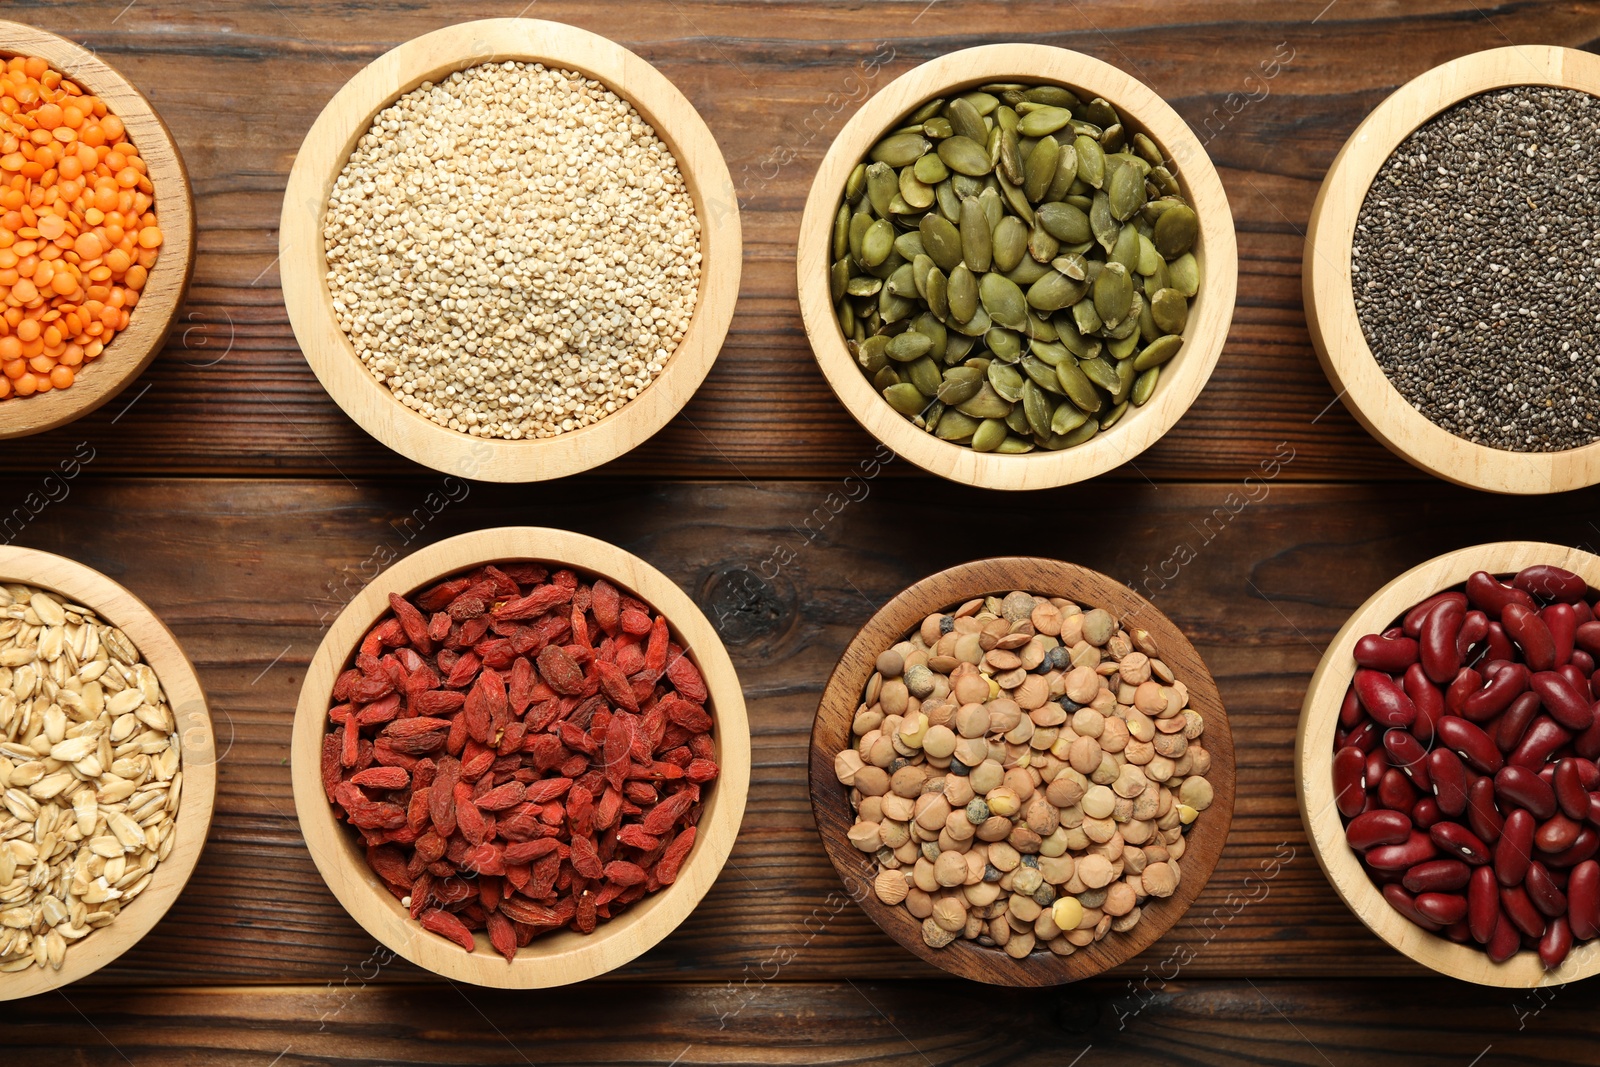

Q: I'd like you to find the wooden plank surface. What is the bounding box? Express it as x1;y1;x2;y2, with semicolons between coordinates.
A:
2;0;1596;480
2;476;1595;988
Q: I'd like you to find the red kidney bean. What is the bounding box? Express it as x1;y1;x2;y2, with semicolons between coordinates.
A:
1500;884;1546;938
1510;716;1571;769
1467;777;1504;845
1531;671;1594;731
1575;710;1600;762
1426;748;1468;816
1406;590;1469;637
1487;908;1522;962
1516;564;1589;604
1579;601;1597;626
1415;891;1468;925
1445;920;1473;943
1457;609;1489;659
1354;633;1419;672
1382;883;1443;932
1438;716;1504;774
1333;745;1368;818
1485;621;1516;664
1545;603;1577;668
1431;820;1491;865
1546;827;1599;868
1525;861;1569;917
1346;809;1412;850
1577;621;1600;658
1412;797;1442;829
1384;730;1431;790
1402;664;1442;743
1540;914;1573;969
1496;809;1536;886
1368;830;1439;871
1567;860;1600;940
1403;858;1471;893
1573;649;1596;676
1355;668;1417;728
1469;866;1499;943
1557;663;1592;697
1378;768;1418;813
1445;668;1483;718
1461;662;1529;722
1574;759;1600;790
1505;602;1557;672
1495;765;1557;820
1365;748;1389;793
1537;812;1583;853
1339;684;1363;729
1555;758;1590;820
1468;571;1537;617
1420;600;1466;683
1345;719;1379;754
1496;691;1543;753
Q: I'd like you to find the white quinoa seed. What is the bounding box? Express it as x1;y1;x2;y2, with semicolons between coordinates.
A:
323;62;702;440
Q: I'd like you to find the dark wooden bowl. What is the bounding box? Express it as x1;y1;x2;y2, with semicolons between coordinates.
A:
808;556;1234;985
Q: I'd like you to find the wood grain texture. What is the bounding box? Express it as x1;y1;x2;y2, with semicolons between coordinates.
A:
291;527;751;987
10;979;1598;1066
0;545;215;1001
798;44;1237;489
3;0;1599;478
0;474;1594;988
280;19;742;481
809;556;1234;985
1305;45;1600;494
0;18;194;440
1298;542;1600;987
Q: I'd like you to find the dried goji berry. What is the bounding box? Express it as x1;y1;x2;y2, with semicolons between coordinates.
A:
645;616;669;674
536;645;585;696
351;766;410;790
419;908;477;951
486;910;518;962
655;826;697;885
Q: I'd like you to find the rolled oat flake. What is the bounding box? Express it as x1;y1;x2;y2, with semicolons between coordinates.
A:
1352;85;1600;452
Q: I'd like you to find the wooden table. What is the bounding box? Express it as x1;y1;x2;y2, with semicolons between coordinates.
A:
10;2;1600;1063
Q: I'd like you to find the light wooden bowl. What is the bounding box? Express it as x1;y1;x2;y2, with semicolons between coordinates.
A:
798;45;1237;491
0;546;215;1001
1297;540;1600;986
291;527;750;987
808;557;1234;985
0;20;194;441
1304;46;1600;494
281;19;740;483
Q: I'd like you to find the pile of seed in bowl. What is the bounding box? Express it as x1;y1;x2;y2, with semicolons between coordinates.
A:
324;61;702;440
834;591;1213;958
1353;86;1600;452
0;584;181;973
831;82;1201;454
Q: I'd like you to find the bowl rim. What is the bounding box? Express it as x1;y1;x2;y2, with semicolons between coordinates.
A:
807;555;1234;986
1303;45;1600;495
290;526;750;988
0;545;215;1001
279;18;741;483
0;19;196;441
797;43;1238;491
1295;539;1600;987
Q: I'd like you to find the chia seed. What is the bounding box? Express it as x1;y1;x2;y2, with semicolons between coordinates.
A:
1352;85;1600;452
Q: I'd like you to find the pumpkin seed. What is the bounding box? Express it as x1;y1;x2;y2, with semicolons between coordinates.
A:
1029;340;1072;368
865;162;898;218
987;327;1024;362
919;214;964;273
1053;252;1089;281
988;360;1025;402
958;90;999;115
998;128;1025;185
1099;399;1129;430
1047;143;1079;201
947;263;979;322
1107;160;1147;221
960;197;992;271
1071;297;1103;336
1168;252;1200;297
934;408;980;441
1056;419;1099;447
914;153;949;185
1037;201;1091;244
1131;365;1159;405
956;382;1013;419
997;172;1034;224
831;258;851;302
837;300;854;336
1007;254;1052;286
1079;355;1121;393
895;231;926;262
1090;191;1118;252
1135;233;1162;276
911;97;946;124
979;272;1029;330
1054;358;1102;413
1022;352;1063;390
1022;379;1053;436
1148;164;1180;198
1093;262;1133;326
846;274;882;297
995;105;1020;135
1050;398;1089;434
992;215;1029;272
1110;328;1140;360
886;263;918;298
913;397;944;430
1027;217;1060;264
1082;97;1119;129
1075;135;1106;188
883;382;927;415
880;288;916;323
949;304;992;337
862;218;895;268
937;136;993;177
1027;269;1087;312
848;211;871;262
1150;287;1188;334
922;116;954;139
845;163;868;204
856;335;890;373
935;179;962;222
872;364;899;391
1133;132;1164;167
1111;225;1141;274
926;266;950;320
971;418;1008;452
1133;333;1183;371
900;167;935;209
886;330;932;362
937;365;984;405
907;356;943;396
1004;403;1030;434
1112;354;1136;403
1100;122;1125;153
1152;204;1199;258
1023;134;1059;202
946;96;988;143
872;133;932;167
833;203;852;260
995;434;1034;454
1018;105;1073;137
